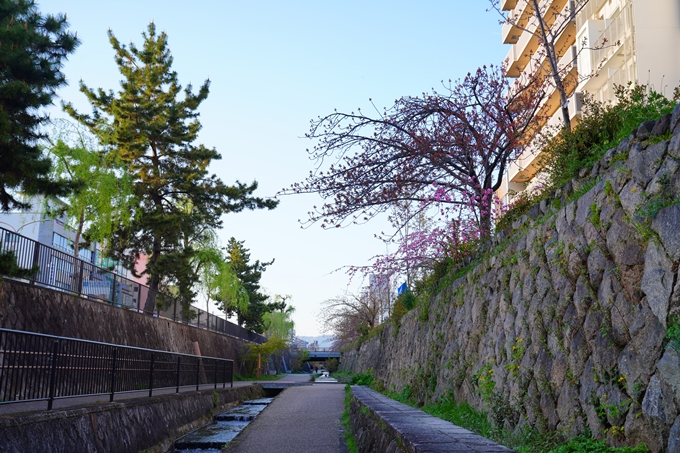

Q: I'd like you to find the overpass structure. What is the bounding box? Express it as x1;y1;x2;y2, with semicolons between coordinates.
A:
301;347;340;361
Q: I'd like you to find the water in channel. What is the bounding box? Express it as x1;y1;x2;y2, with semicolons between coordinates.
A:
173;398;274;452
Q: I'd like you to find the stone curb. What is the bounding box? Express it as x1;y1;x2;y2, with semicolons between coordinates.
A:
350;386;515;453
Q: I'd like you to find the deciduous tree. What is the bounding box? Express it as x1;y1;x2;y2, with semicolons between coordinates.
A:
320;289;384;350
283;65;542;237
47;119;135;262
489;0;598;132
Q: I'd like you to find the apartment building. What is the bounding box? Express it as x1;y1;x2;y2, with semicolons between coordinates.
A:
497;0;680;204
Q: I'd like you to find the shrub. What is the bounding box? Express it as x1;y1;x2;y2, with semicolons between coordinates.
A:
538;83;677;191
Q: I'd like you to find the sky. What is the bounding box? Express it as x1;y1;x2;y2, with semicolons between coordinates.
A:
39;1;507;336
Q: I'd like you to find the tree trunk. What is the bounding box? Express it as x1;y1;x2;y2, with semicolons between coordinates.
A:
531;0;571;132
143;235;162;315
72;209;85;292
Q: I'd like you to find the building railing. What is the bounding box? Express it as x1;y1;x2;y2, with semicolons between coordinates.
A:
0;328;234;410
0;226;266;344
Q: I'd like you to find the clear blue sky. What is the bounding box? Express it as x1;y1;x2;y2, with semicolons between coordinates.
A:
40;0;507;336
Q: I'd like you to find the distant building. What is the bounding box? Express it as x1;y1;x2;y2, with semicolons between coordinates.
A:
291;337;309;350
497;0;680;204
0;196;138;305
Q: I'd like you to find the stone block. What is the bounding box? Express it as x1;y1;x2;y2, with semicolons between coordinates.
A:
641;242;674;327
636;120;657;141
651;113;672;137
628;140;668;188
652;203;680;262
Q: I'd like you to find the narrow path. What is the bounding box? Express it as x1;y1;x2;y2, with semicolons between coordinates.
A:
224;382;346;453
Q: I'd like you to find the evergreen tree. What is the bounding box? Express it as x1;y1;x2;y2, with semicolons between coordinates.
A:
0;0;79;212
65;23;277;314
225;237;278;332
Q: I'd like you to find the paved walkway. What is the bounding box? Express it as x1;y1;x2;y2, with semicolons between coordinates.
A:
224;380;346;453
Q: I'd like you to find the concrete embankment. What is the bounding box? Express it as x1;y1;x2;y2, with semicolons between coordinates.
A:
0;384;263;453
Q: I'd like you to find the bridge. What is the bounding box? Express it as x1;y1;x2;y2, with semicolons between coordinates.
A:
297;347;340;361
306;350;341;361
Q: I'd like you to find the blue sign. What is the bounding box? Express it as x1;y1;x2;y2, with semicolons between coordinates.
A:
397;283;408;295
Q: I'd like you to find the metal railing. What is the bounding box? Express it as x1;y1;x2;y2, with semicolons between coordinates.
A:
0;328;234;409
0;226;266;344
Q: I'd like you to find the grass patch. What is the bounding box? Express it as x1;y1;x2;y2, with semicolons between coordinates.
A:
341;385;359;453
380;387;648;453
233;373;285;381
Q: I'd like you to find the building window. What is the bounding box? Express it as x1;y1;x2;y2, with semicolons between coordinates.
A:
52;233;72;253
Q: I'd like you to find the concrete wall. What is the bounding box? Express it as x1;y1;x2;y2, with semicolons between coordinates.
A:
0;385;264;453
341;108;680;452
0;279;250;367
633;0;680;93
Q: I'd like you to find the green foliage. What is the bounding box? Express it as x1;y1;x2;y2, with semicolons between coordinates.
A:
0;251;38;280
233;373;284;381
47;121;136;258
545;434;647;453
398;289;417;311
666;316;680;354
325;358;339;372
636;174;679;219
226;238;278;332
341;386;359;453
0;0;80;212
472;363;496;402
539;84;677;191
496;190;543;232
380;388;647;453
65;23;277;315
263;302;295;339
349;370;375;386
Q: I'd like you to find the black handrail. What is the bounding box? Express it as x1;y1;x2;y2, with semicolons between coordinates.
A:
0;328;234;409
0;226;266;344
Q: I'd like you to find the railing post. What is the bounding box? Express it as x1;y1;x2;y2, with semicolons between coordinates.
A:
148;352;155;397
111;274;117;306
176;356;181;393
76;259;84;296
230;361;233;388
214;359;218;390
195;357;200;391
222;360;226;389
31;243;40;285
47;339;59;410
109;348;117;402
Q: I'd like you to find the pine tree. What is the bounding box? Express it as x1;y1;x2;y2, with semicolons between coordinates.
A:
0;0;79;212
225;237;277;332
65;23;277;314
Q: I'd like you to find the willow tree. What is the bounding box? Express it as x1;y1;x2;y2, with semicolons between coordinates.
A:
64;23;277;314
48;120;135;262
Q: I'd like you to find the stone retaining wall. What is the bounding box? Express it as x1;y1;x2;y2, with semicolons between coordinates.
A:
0;385;263;453
0;279;248;368
341;106;680;451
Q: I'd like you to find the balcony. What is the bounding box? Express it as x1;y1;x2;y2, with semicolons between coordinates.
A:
501;0;518;11
577;2;633;93
505;91;582;185
504;0;575;77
